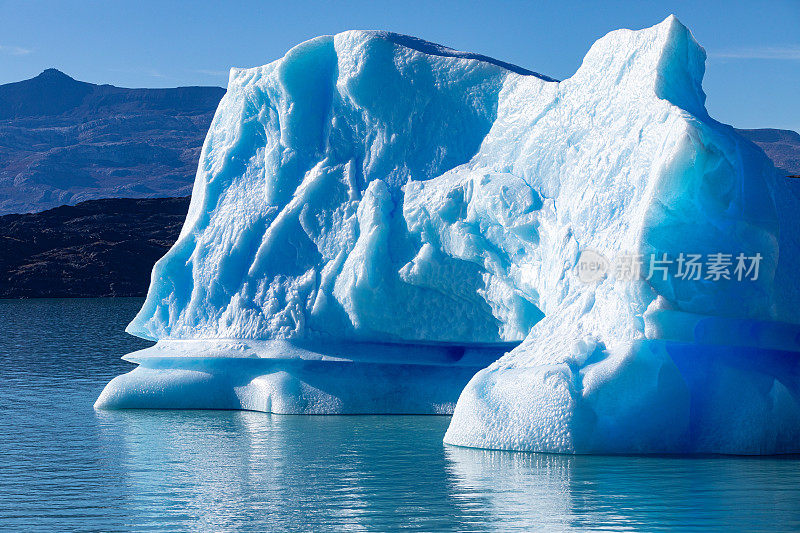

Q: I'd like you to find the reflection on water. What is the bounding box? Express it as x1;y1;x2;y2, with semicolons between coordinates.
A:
95;411;468;531
445;447;800;531
2;298;800;531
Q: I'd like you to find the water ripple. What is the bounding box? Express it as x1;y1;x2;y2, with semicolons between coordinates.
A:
1;298;799;531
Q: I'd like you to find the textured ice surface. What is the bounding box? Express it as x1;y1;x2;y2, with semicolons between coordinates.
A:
98;28;540;414
441;17;800;454
99;17;800;453
126;30;542;344
95;339;512;414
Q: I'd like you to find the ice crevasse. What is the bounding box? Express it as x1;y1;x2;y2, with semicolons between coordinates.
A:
96;16;800;454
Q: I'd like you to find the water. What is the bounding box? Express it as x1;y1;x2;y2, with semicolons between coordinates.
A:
1;298;799;532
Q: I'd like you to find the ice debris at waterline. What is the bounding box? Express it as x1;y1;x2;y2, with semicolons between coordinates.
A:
96;16;800;454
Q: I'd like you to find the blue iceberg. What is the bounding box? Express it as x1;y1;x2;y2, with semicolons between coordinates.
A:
97;16;800;454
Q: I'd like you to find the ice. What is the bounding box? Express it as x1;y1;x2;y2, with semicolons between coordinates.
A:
98;17;800;453
442;16;800;454
96;339;513;414
124;30;531;344
98;28;536;414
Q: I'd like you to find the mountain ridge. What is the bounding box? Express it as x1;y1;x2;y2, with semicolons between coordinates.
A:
0;68;224;119
0;69;225;214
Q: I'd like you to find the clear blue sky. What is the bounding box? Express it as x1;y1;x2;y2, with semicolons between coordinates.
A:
1;0;798;132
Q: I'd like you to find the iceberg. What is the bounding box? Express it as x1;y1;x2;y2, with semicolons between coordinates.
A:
97;16;800;454
439;17;800;454
97;29;538;414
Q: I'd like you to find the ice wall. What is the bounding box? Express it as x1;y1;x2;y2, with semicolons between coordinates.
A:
127;31;552;344
99;29;547;415
99;17;800;453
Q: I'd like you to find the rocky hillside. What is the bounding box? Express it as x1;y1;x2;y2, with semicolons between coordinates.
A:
0;197;189;297
0;69;224;215
737;128;800;176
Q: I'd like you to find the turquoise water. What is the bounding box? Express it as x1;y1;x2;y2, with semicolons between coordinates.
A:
1;298;799;532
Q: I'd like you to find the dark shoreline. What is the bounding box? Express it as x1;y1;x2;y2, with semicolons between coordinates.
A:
0;196;188;298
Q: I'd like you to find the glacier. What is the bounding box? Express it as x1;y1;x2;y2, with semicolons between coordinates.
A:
97;16;800;454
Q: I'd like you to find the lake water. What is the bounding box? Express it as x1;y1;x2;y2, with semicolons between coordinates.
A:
1;298;799;532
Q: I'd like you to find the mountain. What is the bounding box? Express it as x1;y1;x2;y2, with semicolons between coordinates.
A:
736;128;800;176
0;196;189;297
0;69;224;214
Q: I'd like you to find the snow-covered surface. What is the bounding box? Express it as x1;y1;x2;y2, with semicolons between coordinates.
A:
98;16;800;454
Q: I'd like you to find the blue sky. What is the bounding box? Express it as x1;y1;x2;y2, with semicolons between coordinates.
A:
1;0;798;132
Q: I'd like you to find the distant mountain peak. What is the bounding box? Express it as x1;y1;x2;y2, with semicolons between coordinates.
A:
25;68;86;90
0;68;225;123
36;68;75;80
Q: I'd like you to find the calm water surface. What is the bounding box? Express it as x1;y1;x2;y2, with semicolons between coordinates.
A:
1;298;799;532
